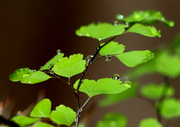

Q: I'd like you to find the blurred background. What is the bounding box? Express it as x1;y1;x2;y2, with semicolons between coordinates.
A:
0;0;180;126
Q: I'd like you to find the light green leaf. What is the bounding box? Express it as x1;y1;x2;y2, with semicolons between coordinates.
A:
76;22;126;41
97;113;127;127
30;98;51;118
125;23;161;37
11;115;39;127
159;98;180;119
99;80;138;107
9;68;33;82
155;51;180;78
50;105;76;126
141;83;174;100
139;118;163;127
40;50;64;71
74;78;131;98
115;50;154;67
116;10;174;27
52;54;85;78
20;71;51;84
99;41;125;56
33;122;55;127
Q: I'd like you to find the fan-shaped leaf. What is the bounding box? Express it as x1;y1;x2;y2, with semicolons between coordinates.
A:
52;54;85;78
74;78;131;98
139;118;162;127
50;105;76;126
125;23;161;37
30;98;51;118
76;22;126;41
141;83;174;100
97;113;127;127
99;41;125;56
115;50;154;67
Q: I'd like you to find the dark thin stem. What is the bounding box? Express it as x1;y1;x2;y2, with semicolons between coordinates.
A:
0;116;19;127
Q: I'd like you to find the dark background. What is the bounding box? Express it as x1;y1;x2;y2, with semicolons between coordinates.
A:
0;0;180;126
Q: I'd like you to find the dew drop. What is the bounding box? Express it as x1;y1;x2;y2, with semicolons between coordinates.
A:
125;81;131;86
56;49;61;54
120;76;129;83
113;21;118;26
112;74;120;80
50;70;54;74
28;81;32;84
104;55;112;62
85;55;93;63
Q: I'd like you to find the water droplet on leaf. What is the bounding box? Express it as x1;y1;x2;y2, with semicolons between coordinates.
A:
113;21;118;26
85;55;93;63
104;55;112;62
120;76;129;83
125;81;131;86
56;49;61;54
50;70;54;74
112;74;120;80
28;81;32;84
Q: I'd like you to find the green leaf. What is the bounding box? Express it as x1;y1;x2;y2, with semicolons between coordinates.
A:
115;50;154;67
159;98;180;119
97;113;127;127
40;50;64;71
9;68;33;82
33;122;55;127
74;78;131;98
99;41;125;56
141;83;174;100
155;51;180;78
52;54;85;78
50;105;76;126
172;33;180;55
99;80;138;107
76;22;126;41
11;115;39;127
125;23;161;37
116;10;174;27
21;71;51;84
139;118;163;127
30;98;51;118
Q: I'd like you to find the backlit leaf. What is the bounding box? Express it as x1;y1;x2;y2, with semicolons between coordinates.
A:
52;54;85;78
97;113;127;127
76;22;126;41
73;78;131;98
30;98;51;118
139;118;162;127
115;50;154;67
99;41;125;56
11;115;39;127
141;83;175;100
33;122;55;127
50;105;76;126
125;23;161;37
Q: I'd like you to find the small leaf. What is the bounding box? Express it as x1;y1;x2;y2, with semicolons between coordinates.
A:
141;83;174;100
73;78;131;98
33;122;55;127
139;118;163;127
125;23;161;37
76;22;126;41
52;54;85;78
11;115;39;127
97;113;127;127
116;10;174;27
30;98;51;118
115;50;154;67
40;50;64;71
155;51;180;78
99;81;138;107
99;41;125;56
21;71;51;84
9;68;33;82
159;98;180;119
50;105;76;126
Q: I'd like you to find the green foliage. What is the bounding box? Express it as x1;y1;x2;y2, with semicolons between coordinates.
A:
50;105;76;126
33;122;55;127
52;54;86;78
158;98;180;119
139;118;163;127
73;78;131;98
115;50;154;67
97;113;127;127
140;83;175;100
30;99;51;118
10;115;39;127
76;22;126;41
